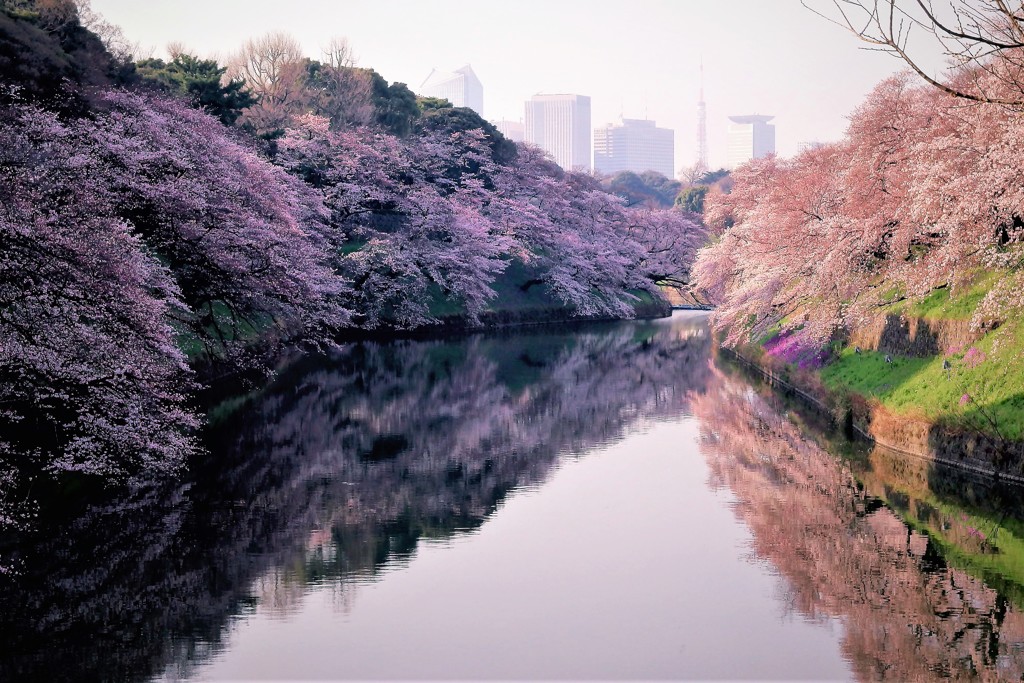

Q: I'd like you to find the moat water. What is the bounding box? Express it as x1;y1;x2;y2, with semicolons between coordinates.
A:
2;312;1023;681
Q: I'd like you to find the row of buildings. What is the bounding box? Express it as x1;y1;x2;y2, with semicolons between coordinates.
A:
418;64;776;178
497;94;677;178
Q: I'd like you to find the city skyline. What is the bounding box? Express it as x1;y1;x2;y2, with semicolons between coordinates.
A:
91;0;948;170
494;119;525;143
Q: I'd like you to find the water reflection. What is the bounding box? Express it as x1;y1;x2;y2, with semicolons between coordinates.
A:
3;312;1024;681
697;361;1024;680
0;315;710;683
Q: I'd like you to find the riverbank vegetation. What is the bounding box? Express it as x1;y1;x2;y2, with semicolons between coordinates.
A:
694;30;1024;442
0;1;706;483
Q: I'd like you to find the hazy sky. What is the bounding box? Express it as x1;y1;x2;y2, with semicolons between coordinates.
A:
92;0;944;172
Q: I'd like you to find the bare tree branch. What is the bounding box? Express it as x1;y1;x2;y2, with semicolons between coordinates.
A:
803;0;1024;105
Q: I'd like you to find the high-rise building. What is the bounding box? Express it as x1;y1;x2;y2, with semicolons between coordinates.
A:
696;61;708;171
727;115;775;169
418;65;484;116
593;118;675;178
494;120;525;143
524;94;592;171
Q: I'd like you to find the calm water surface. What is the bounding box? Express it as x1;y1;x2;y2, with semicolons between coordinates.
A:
2;312;1023;681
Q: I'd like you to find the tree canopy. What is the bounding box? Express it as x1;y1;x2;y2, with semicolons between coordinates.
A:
137;53;254;125
602;170;682;209
0;0;134;110
415;99;517;165
696;67;1024;348
0;11;708;485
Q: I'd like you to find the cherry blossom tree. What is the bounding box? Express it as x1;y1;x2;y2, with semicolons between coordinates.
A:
277;119;705;326
0;90;358;480
487;145;706;318
500;160;637;317
277;116;513;327
84;91;349;359
695;149;855;345
0;102;197;479
621;206;708;289
696;64;1024;348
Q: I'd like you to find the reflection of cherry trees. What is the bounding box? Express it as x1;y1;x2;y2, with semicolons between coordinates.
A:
0;315;710;683
694;365;1024;680
210;316;713;605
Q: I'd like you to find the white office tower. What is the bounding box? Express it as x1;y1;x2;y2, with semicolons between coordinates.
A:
593;118;675;178
727;115;775;169
418;65;484;116
494;120;525;143
524;94;592;171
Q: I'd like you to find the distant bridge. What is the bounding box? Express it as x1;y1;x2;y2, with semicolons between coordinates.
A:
659;285;712;311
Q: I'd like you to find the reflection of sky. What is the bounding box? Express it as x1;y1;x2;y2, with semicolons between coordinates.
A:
189;420;852;681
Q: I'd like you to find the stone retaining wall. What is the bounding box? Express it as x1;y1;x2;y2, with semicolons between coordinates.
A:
865;408;1024;483
725;347;1024;484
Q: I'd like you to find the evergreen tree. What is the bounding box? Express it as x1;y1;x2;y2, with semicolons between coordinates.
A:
137;53;253;126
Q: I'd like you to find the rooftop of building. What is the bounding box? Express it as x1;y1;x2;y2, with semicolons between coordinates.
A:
595;117;674;133
728;114;775;124
419;64;481;91
530;93;591;102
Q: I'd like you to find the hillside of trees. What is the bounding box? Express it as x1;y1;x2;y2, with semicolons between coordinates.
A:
695;68;1024;347
0;1;706;485
693;40;1024;440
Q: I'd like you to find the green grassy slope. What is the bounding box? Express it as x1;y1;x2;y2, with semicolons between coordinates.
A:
817;272;1024;439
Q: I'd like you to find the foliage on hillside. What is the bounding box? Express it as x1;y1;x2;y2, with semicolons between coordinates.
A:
0;101;198;479
691;51;1024;440
136;53;253;125
696;69;1024;349
0;0;134;110
0;2;708;482
601;170;681;209
819;312;1024;440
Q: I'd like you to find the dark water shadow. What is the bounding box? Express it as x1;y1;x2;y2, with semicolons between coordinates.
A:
927;392;1024;481
0;314;711;683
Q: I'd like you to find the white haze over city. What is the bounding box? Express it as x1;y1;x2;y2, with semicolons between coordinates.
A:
92;0;947;172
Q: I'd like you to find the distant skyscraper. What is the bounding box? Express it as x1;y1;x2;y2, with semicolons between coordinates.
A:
593;118;674;178
524;94;592;171
696;61;708;171
727;115;775;169
418;65;484;116
494;120;525;143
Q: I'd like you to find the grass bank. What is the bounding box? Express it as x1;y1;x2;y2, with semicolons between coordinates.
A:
742;271;1024;440
817;273;1024;440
